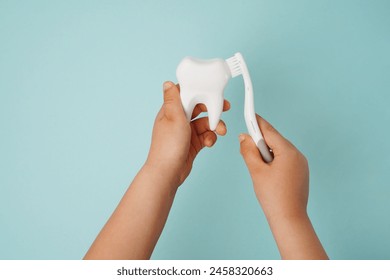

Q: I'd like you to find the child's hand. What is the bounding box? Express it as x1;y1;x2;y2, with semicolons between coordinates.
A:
239;115;327;259
239;115;309;223
146;81;230;188
84;81;230;259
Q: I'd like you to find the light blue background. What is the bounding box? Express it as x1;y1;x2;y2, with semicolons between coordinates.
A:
1;0;389;260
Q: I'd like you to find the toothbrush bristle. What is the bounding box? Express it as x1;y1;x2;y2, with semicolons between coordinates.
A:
226;55;242;78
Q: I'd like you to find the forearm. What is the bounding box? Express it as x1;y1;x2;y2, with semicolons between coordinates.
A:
268;214;328;260
84;164;178;260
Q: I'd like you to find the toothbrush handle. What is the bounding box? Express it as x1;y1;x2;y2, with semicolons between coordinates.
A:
256;136;274;163
239;53;273;163
245;96;274;163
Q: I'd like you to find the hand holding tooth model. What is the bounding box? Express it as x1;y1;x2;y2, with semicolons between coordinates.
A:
84;55;328;260
177;52;273;162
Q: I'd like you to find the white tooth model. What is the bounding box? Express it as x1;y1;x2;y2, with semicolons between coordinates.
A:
176;52;274;163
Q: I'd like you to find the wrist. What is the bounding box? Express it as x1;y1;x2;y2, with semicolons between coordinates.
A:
143;161;181;192
265;208;309;229
266;212;328;260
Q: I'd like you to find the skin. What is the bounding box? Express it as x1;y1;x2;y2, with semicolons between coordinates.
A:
84;81;328;260
239;116;328;259
84;81;229;259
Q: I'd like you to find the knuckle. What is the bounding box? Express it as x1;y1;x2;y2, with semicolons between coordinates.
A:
301;154;309;168
289;148;308;166
265;122;276;132
240;145;248;156
163;94;175;105
285;146;301;159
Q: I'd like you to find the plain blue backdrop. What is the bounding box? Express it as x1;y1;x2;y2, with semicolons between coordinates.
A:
1;0;389;259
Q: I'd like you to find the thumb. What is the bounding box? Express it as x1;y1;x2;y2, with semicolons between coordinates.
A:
163;81;181;105
162;81;184;119
239;133;265;174
256;114;293;155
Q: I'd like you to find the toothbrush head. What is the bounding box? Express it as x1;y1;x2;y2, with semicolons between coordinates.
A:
225;52;244;78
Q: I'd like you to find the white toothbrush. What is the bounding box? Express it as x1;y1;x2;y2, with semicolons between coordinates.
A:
225;52;273;163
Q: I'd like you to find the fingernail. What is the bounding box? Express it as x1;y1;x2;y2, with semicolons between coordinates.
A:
163;81;173;91
239;134;245;143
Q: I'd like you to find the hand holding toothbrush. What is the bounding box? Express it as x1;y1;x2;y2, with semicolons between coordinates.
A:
239;115;328;259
